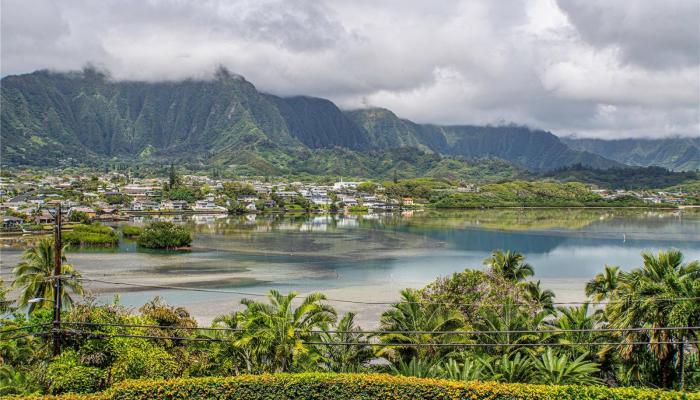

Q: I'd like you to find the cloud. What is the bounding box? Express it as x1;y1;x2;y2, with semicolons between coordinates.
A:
1;0;698;139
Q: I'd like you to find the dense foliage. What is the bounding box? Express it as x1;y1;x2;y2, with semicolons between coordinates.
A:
15;374;697;400
63;224;119;247
136;222;192;249
545;164;699;189
432;180;654;208
2;247;698;396
119;225;142;237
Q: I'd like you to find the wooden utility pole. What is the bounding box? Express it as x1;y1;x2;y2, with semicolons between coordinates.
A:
52;203;63;356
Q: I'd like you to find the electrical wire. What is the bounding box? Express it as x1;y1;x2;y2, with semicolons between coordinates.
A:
57;330;700;348
0;332;48;341
74;276;700;308
60;321;700;336
0;323;50;334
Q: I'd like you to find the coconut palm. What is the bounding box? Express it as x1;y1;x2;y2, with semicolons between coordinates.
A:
234;290;336;373
317;312;374;372
547;303;603;358
605;249;700;388
523;280;555;313
473;298;548;354
585;265;620;302
484;250;534;282
379;289;466;361
12;238;82;313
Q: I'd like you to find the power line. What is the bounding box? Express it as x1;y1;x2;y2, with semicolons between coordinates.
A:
0;323;50;334
0;332;48;342
75;276;700;308
54;330;700;348
303;340;700;348
61;322;700;336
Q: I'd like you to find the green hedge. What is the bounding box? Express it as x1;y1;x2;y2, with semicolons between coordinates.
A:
15;373;698;400
63;223;118;247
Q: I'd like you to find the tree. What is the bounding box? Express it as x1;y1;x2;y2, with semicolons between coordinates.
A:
484;250;534;282
137;222;192;249
379;289;465;361
585;265;620;302
523;280;555;313
317;313;374;372
234;290;337;373
11;238;83;313
605;250;700;388
168;163;179;189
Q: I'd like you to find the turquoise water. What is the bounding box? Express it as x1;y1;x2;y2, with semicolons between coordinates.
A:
2;209;699;324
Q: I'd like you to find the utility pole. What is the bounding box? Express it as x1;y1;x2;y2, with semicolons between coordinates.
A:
679;338;685;391
52;203;62;356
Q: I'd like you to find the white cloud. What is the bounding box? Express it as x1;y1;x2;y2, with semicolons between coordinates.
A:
1;0;698;138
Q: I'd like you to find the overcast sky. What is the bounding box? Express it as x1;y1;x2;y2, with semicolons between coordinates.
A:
2;0;699;139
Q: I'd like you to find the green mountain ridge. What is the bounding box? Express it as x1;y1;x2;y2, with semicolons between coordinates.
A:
2;68;621;176
562;137;700;172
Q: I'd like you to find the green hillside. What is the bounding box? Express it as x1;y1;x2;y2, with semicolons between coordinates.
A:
2;68;619;175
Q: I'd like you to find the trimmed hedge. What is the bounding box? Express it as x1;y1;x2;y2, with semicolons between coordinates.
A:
14;373;698;400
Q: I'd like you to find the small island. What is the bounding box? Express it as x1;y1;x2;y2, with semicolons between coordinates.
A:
136;221;192;249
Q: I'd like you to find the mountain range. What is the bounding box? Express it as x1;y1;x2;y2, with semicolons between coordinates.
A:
562;137;700;172
1;68;697;177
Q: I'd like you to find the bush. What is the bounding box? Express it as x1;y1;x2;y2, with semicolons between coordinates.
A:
136;221;192;249
108;339;180;382
63;223;118;247
46;352;105;394
120;225;143;237
18;373;695;400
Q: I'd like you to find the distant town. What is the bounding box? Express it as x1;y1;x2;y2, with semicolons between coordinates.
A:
0;168;695;232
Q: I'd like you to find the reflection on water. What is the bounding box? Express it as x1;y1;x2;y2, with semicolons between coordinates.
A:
1;209;699;325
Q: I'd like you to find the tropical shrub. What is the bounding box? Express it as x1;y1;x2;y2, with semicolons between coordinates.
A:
46;352;105;394
120;225;142;237
136;221;192;249
63;224;118;247
16;373;696;400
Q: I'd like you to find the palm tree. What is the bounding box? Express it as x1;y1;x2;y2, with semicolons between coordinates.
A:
317;312;374;372
484;250;534;282
585;265;620;302
605;250;700;388
12;238;82;313
379;289;466;361
234;290;336;373
523;280;555;313
548;303;602;358
473;298;548;355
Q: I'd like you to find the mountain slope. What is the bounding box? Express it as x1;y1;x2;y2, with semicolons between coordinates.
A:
2;68;618;174
347;109;620;171
562;137;700;171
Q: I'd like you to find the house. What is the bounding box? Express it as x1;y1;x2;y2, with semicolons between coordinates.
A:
192;197;227;212
402;197;414;206
2;216;24;228
311;195;331;205
333;181;360;190
337;195;358;206
131;201;159;211
237;195;259;203
35;211;55;224
70;206;97;219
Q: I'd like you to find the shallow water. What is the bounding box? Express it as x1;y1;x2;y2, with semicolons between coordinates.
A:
2;209;699;327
